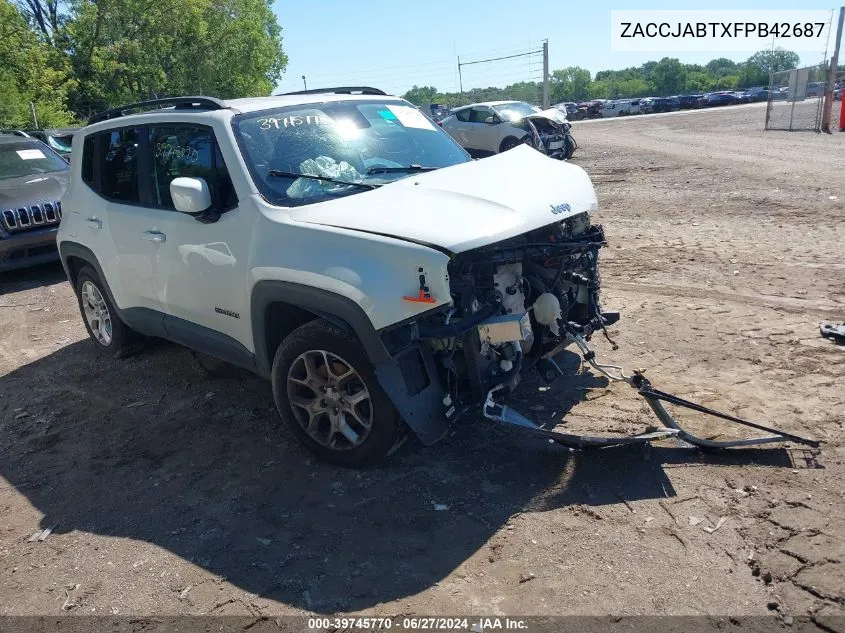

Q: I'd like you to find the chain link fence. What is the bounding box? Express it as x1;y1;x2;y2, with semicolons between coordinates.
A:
765;64;832;131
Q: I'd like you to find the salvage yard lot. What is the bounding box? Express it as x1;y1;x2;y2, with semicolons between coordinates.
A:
1;106;843;620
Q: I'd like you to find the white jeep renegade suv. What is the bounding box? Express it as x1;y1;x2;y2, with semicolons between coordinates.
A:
58;88;612;466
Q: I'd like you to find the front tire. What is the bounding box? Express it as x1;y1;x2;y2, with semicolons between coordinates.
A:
562;134;577;160
74;266;140;358
499;136;522;153
271;320;400;467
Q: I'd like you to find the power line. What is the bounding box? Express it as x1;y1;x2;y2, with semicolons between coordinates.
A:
459;49;543;67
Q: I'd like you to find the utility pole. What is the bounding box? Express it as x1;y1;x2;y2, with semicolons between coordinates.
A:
458;56;463;100
821;6;844;133
542;40;550;109
29;102;38;129
302;75;307;90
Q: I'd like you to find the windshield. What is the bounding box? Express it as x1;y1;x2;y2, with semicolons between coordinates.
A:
47;135;74;154
492;102;538;121
0;142;69;180
233;99;471;207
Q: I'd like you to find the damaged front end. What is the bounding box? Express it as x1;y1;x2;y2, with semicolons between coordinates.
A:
375;211;820;452
377;211;615;444
514;114;577;160
422;212;611;405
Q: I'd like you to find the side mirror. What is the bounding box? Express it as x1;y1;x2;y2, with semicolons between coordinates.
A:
170;177;211;214
484;116;498;124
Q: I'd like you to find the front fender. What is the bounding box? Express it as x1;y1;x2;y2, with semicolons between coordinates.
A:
250;281;450;446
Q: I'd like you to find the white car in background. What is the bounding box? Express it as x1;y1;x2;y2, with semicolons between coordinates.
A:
438;101;574;159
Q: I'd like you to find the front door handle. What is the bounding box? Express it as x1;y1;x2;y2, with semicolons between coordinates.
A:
142;230;166;244
85;217;102;231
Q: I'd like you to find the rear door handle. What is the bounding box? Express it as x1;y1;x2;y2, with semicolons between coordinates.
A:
85;217;102;231
142;230;166;244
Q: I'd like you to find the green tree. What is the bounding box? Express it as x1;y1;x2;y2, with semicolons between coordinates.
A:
747;48;800;75
651;57;686;96
506;81;541;104
550;67;591;103
615;78;650;98
0;0;74;127
402;85;439;106
706;57;738;77
66;0;287;112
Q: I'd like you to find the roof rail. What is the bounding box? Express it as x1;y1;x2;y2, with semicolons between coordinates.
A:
280;86;387;96
88;96;230;125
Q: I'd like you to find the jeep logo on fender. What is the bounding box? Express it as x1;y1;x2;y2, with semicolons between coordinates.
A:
550;202;571;215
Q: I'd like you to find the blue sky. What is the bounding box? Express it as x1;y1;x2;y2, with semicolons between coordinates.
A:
270;1;837;95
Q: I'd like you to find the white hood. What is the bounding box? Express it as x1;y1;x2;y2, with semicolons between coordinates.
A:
291;146;597;254
530;108;569;125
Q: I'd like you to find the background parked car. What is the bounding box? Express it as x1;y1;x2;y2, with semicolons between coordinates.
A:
805;82;826;98
676;95;703;109
705;91;737;106
572;101;603;120
0;134;69;271
23;128;78;159
770;87;789;101
420;103;451;120
552;102;577;118
745;87;769;102
439;100;572;158
649;97;679;113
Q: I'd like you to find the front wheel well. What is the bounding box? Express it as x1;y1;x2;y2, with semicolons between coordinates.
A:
499;136;523;153
65;255;87;286
262;301;320;371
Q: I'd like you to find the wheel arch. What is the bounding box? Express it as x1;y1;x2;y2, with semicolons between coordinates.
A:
250;280;391;379
499;135;524;153
58;242;121;309
251;281;450;445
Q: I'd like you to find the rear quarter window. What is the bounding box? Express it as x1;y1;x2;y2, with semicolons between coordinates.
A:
82;135;96;186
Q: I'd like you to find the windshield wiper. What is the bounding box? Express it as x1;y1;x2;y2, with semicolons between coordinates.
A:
365;164;438;175
267;169;379;190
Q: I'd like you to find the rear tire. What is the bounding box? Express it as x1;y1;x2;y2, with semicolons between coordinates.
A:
271;319;400;467
74;266;141;358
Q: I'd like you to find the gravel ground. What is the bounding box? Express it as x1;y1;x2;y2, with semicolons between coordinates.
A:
0;105;843;624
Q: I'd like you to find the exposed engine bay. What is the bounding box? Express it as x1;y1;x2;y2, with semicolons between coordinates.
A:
375;187;818;452
413;212;615;418
514;116;577;160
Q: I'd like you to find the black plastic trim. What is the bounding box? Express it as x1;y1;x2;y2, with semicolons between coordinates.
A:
163;314;256;372
250;281;390;377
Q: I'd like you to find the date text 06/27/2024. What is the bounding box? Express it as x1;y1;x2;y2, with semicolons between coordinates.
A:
307;617;529;631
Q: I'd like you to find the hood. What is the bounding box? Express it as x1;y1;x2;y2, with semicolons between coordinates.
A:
291;145;597;254
528;108;569;125
0;171;69;209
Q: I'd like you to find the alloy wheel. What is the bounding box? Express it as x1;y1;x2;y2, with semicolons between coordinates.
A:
286;349;373;450
80;280;113;346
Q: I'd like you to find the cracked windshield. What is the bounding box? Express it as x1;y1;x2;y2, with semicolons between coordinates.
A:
234;100;471;206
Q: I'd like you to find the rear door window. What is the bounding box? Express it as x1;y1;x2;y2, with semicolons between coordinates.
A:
100;128;140;202
454;109;472;122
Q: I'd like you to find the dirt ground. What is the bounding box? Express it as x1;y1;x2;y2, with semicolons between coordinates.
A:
0;105;843;624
